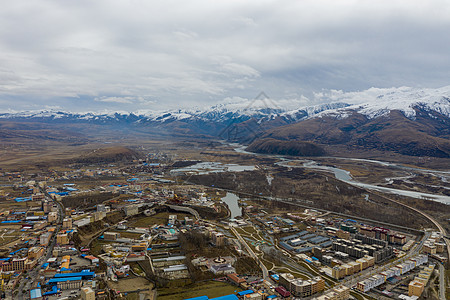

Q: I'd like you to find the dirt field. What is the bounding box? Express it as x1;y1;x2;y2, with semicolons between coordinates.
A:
108;277;153;291
157;280;242;300
130;212;191;227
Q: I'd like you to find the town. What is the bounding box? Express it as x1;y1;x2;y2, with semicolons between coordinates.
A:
0;153;448;300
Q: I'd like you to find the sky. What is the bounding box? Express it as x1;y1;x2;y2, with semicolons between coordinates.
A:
1;0;450;112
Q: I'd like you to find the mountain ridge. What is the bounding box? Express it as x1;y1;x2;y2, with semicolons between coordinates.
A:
1;86;450;158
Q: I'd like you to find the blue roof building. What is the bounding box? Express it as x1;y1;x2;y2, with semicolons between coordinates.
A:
48;276;82;284
43;286;58;296
184;296;209;300
30;288;42;299
54;270;94;279
237;290;254;296
210;295;239;300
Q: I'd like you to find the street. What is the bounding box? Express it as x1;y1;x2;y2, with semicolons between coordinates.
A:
14;185;64;300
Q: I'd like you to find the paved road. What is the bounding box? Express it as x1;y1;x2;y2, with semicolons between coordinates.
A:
16;185;64;300
439;263;446;300
230;227;269;279
342;231;431;289
375;192;450;261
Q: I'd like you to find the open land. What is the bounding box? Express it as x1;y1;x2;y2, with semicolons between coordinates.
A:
0;139;448;300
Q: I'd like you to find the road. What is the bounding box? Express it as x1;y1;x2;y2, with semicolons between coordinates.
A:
373;191;450;262
15;185;64;300
439;263;446;300
235;147;449;253
230;227;269;279
342;231;430;289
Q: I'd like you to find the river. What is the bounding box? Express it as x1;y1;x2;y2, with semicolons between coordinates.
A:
171;161;255;175
234;145;450;205
221;192;242;219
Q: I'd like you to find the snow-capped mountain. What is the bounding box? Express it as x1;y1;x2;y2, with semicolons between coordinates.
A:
1;86;450;158
2;86;449;123
309;86;450;120
0;99;341;125
247;87;450;158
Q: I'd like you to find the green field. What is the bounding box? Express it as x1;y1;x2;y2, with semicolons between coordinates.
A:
131;212;191;227
157;280;242;300
111;230;142;239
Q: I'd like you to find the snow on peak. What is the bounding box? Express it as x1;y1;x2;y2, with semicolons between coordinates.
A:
1;86;449;123
311;86;450;119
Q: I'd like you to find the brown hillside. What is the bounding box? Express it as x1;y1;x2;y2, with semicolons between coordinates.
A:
249;109;450;158
246;138;326;156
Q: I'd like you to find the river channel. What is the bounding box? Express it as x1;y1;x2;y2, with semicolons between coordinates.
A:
234;145;450;205
221;192;242;219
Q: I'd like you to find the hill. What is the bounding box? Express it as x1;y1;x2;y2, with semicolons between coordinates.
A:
249;107;450;158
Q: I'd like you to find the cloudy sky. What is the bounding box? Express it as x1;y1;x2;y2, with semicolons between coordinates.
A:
1;0;450;112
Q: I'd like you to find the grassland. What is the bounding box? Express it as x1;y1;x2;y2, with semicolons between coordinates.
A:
107;277;153;294
157;280;242;300
130;212;191;227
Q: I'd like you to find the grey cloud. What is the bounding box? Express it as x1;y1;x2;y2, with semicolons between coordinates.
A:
1;0;450;112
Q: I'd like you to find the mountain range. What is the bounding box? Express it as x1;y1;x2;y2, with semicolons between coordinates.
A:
1;86;449;158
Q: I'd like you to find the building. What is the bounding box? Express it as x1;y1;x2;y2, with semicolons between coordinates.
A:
408;280;424;297
211;231;225;246
132;243;148;252
336;230;351;240
435;243;445;253
402;240;415;251
411;264;435;293
84;255;100;264
279;273;325;297
394;234;406;244
124;205;139;216
354;233;388;247
104;232;120;241
168;214;177;225
227;273;245;285
57;233;69;245
40;232;52;246
340;224;356;233
356;255;427;293
332;266;346;279
42;201;53;213
48;277;82;290
97;204;110;213
81;286;95;300
74;217;91;227
210;263;235;274
30;288;43;300
48;212;57;223
313;286;350;300
28;247;45;260
62;218;73;229
355;256;375;271
422;243;437;254
92;211;106;222
356;274;385;293
275;286;291;298
1;258;28;272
